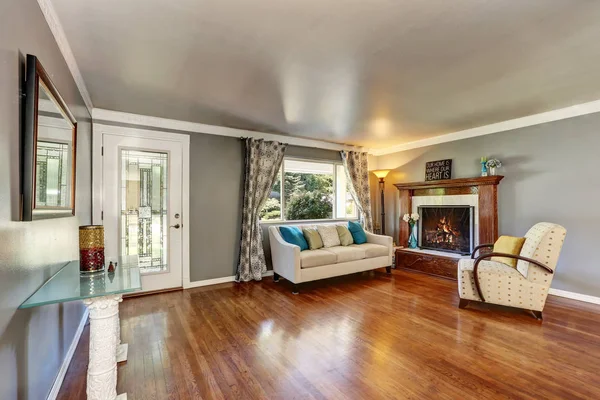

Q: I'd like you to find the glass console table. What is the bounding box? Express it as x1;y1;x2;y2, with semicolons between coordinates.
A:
20;257;142;400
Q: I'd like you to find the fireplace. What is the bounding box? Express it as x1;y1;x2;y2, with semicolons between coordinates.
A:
417;205;474;255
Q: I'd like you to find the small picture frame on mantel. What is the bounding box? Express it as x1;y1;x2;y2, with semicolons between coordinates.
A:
425;159;452;181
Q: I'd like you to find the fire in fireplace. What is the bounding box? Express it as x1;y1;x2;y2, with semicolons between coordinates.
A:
417;206;474;255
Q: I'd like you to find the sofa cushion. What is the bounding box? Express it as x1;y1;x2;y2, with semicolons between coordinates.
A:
318;225;341;248
300;249;337;269
279;226;309;251
336;225;354;246
303;227;324;250
323;246;365;263
348;221;367;244
351;243;388;258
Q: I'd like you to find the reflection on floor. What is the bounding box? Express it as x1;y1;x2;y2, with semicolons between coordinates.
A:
58;269;600;399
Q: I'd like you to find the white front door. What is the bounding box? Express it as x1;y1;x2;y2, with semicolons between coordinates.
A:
102;132;185;291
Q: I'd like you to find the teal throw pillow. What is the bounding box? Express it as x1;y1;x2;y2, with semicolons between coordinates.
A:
348;221;367;244
279;226;308;251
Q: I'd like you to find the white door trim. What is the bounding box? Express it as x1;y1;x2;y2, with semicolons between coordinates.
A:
92;123;190;288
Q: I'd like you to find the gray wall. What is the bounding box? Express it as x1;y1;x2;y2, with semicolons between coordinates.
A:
189;134;244;281
375;113;600;296
188;138;341;281
0;1;92;398
91;119;343;283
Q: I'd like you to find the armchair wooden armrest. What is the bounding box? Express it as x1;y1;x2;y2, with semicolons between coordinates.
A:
473;253;554;302
471;243;494;259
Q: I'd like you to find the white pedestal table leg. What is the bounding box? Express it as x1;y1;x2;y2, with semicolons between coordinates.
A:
83;294;127;400
115;296;128;363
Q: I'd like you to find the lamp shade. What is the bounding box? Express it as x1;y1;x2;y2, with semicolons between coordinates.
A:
372;169;391;179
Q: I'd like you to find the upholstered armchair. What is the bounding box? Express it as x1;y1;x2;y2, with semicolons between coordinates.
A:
457;222;567;319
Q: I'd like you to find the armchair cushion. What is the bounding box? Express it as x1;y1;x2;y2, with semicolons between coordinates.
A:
458;258;549;311
491;236;526;268
516;223;567;278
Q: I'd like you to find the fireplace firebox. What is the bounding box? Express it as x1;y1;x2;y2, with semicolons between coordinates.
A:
417;205;474;255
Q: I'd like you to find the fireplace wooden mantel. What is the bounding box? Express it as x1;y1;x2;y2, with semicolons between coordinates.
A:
394;176;504;252
393;176;504;191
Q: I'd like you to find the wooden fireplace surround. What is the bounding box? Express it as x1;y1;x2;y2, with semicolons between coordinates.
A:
394;176;503;279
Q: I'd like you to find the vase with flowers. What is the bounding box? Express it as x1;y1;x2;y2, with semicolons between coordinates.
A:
486;158;502;176
402;213;420;249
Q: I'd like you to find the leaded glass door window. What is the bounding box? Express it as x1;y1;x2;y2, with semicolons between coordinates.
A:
121;150;168;274
36;141;71;207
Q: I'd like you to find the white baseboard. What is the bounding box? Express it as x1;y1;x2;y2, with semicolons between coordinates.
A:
185;275;235;288
549;288;600;305
47;308;89;400
185;270;274;289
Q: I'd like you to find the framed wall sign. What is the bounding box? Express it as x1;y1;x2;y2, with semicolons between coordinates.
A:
425;159;452;181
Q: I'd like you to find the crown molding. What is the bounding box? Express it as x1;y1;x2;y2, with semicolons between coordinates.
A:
92;108;363;152
37;0;93;114
370;98;600;156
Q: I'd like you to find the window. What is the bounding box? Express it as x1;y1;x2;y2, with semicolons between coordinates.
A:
36;141;71;207
260;158;358;222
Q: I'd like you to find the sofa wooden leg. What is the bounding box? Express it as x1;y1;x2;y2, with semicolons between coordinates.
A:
292;284;299;295
273;273;280;282
458;299;470;309
531;310;543;320
385;266;391;274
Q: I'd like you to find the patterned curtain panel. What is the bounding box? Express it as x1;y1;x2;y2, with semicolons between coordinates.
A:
236;138;287;282
341;151;374;232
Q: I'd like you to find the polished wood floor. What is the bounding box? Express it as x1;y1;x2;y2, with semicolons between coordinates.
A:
58;269;600;399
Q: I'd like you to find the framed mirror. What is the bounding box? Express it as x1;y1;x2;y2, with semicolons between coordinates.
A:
22;54;77;221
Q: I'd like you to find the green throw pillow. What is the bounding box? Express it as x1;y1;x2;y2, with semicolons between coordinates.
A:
303;227;323;250
336;225;354;246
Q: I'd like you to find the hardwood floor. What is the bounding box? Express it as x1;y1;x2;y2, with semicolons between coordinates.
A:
58;269;600;399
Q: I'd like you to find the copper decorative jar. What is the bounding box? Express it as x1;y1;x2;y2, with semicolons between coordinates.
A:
79;225;105;273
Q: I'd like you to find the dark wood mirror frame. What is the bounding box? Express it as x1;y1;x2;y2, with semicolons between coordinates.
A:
21;54;78;221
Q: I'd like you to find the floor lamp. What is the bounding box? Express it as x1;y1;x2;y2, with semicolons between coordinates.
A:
372;170;391;235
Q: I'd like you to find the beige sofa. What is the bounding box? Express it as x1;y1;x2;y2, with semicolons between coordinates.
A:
268;223;393;293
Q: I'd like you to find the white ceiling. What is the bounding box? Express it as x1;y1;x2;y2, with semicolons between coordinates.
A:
51;0;600;148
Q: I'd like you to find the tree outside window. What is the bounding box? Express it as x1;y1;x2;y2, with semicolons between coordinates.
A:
259;159;357;221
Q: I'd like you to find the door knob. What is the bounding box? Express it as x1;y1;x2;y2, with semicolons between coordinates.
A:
170;223;181;229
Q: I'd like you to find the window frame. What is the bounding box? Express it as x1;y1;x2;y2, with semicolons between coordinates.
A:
260;156;359;224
